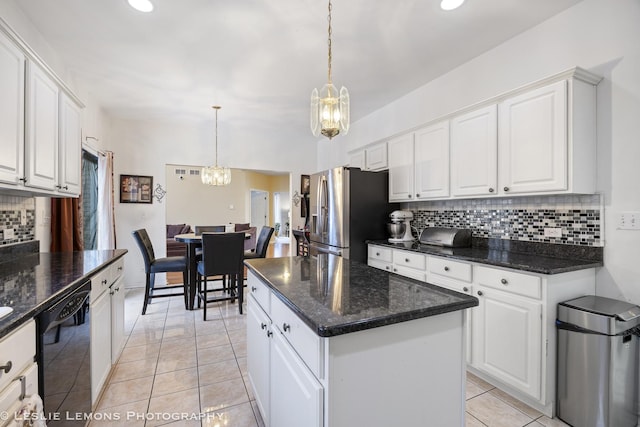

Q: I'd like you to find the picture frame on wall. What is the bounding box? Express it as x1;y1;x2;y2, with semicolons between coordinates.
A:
120;174;153;204
301;174;310;195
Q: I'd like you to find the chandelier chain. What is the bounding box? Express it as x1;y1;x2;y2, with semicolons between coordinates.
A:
327;0;332;84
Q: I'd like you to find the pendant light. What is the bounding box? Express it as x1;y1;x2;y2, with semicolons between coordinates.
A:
310;0;350;140
201;106;232;186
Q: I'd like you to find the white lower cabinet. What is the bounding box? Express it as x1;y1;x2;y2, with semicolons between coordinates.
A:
90;258;126;406
270;329;323;427
367;243;596;417
0;321;38;418
247;298;271;423
472;284;543;399
247;269;466;427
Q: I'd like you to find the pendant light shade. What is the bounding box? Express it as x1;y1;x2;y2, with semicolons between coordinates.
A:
310;0;350;140
201;106;231;186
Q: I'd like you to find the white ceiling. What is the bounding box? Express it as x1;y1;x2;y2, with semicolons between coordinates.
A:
14;0;582;143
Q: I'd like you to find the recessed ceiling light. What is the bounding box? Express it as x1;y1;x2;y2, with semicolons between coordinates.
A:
440;0;465;11
127;0;154;13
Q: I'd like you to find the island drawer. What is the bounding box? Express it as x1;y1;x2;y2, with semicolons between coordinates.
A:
0;320;35;392
475;265;541;299
368;245;392;263
428;256;472;283
91;266;111;300
270;294;322;379
110;257;124;283
247;272;271;314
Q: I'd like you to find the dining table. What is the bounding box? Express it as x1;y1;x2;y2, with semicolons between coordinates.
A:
175;232;251;310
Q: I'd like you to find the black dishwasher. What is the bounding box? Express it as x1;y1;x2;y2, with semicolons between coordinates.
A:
36;280;91;425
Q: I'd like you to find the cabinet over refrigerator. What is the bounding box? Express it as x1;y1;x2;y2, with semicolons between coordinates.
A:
309;167;397;263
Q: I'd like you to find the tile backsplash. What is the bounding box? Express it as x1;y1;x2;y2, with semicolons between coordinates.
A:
0;195;36;245
406;194;602;247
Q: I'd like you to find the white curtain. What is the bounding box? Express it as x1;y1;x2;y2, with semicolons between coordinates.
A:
97;151;116;249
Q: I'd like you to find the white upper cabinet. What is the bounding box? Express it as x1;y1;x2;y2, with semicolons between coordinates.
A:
58;92;82;195
348;150;365;170
499;80;567;194
348;142;388;171
365;142;388;171
0;21;84;197
387;133;415;201
451;105;498;197
414;120;450;199
25;61;59;191
0;30;25;186
385;68;599;202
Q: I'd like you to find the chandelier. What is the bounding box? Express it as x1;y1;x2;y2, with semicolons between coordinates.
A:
201;106;231;186
310;0;350;140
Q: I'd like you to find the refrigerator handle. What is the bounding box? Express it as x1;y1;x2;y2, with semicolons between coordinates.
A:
317;175;328;237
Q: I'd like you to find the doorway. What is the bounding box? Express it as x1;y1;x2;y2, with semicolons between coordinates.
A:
250;190;268;230
273;191;290;241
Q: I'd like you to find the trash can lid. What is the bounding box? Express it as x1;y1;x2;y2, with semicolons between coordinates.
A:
558;295;640;335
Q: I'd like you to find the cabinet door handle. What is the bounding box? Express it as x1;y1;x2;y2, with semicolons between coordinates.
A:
463;287;469;292
251;286;257;292
117;266;123;271
261;323;267;330
110;290;115;295
102;279;108;285
405;258;410;263
63;185;68;190
266;330;273;337
501;278;508;285
283;323;291;332
385;266;390;270
503;186;509;192
488;187;494;193
416;193;420;198
0;361;12;373
19;177;27;183
408;194;412;198
444;266;450;272
376;252;380;256
477;290;483;296
393;268;397;272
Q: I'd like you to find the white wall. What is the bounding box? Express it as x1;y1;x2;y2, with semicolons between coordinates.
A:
320;0;640;305
109;118;316;287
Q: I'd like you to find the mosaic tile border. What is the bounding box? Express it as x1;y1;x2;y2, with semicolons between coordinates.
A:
411;208;601;246
0;195;36;246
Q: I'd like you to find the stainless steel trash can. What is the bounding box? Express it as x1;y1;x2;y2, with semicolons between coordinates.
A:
556;295;640;427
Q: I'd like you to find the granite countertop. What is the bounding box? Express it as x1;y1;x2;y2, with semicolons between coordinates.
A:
245;255;478;337
0;249;127;338
367;240;602;274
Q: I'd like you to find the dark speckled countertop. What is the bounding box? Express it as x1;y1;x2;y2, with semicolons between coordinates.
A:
367;239;602;274
0;249;127;338
245;255;478;337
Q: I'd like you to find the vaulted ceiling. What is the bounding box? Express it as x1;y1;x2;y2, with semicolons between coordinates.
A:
14;0;582;144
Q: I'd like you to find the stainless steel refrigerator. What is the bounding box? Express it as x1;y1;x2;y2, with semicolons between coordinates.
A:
309;167;397;263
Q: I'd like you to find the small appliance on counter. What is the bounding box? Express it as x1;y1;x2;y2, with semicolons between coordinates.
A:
419;227;472;247
388;210;414;243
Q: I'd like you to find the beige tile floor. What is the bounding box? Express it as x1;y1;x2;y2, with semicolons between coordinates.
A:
90;287;570;427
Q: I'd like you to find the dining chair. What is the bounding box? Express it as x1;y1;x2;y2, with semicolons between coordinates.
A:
132;229;188;315
194;225;226;235
244;226;275;260
197;232;245;320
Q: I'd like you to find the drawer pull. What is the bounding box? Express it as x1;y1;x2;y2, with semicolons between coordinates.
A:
267;331;273;337
393;268;397;272
376;252;380;256
385;266;390;270
102;279;108;285
477;290;484;296
117;266;123;271
251;286;257;292
501;278;508;285
261;323;267;330
283;323;291;332
405;258;410;263
463;287;469;292
0;360;12;373
444;266;450;272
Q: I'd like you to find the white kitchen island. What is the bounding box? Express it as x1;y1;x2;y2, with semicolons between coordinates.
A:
245;255;478;427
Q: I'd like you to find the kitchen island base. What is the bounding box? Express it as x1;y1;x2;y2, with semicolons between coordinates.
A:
323;310;466;426
246;263;474;427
